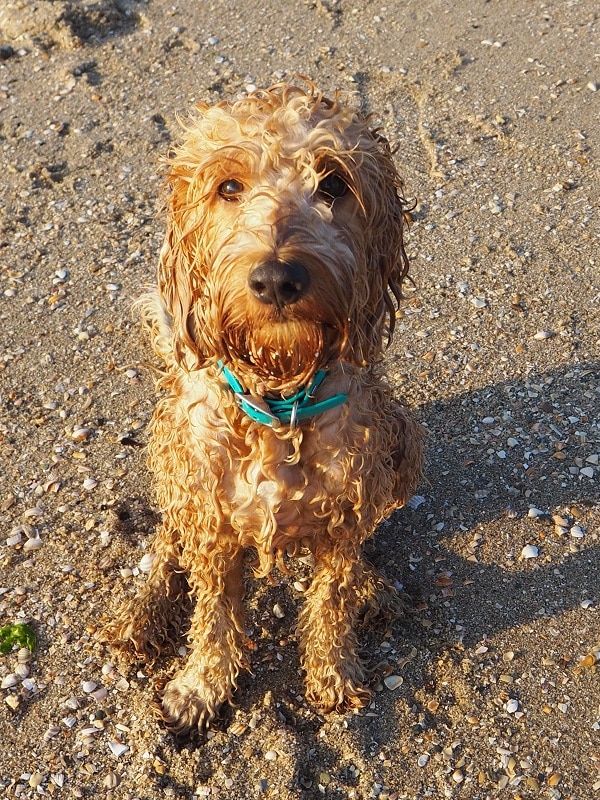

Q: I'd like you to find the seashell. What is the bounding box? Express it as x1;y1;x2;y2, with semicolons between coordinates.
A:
230;721;248;737
139;553;155;573
44;725;60;742
28;773;44;789
83;478;98;491
470;296;487;308
103;773;119;789
527;507;545;518
14;663;29;679
71;427;92;441
407;494;426;509
506;699;519;713
107;740;129;757
521;545;539;559
23;537;43;551
82;681;98;693
23;506;43;519
1;674;19;689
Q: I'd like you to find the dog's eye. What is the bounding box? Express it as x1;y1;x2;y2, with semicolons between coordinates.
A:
318;173;348;201
218;179;244;201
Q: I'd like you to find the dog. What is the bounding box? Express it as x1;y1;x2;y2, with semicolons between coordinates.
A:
105;81;424;736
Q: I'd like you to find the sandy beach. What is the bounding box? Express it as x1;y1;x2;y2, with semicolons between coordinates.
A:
1;1;599;797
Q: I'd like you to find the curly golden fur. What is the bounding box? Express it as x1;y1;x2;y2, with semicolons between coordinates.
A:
104;82;425;736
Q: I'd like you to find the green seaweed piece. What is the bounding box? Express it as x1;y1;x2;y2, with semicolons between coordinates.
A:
0;623;36;655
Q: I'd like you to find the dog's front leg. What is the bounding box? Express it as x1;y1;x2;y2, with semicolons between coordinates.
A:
298;543;371;712
160;546;246;737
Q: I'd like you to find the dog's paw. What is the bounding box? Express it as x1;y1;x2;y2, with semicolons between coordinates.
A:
305;671;372;714
158;674;224;737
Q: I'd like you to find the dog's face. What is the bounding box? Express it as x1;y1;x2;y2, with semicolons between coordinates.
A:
159;83;409;394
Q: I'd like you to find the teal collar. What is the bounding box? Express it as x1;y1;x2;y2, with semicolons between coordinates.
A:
217;361;347;428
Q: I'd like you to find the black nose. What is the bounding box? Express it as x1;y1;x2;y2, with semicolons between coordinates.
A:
248;260;310;307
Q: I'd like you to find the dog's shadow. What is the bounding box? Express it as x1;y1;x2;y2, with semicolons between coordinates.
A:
324;359;600;789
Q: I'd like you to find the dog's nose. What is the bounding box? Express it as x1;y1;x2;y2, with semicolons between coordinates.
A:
248;260;310;307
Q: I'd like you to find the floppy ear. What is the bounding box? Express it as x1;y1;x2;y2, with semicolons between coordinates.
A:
370;132;410;343
156;154;216;371
349;129;410;363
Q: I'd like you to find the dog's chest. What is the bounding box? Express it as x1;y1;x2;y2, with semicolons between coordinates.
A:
185;381;350;537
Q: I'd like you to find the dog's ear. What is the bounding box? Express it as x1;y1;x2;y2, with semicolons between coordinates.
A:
349;130;410;362
156;176;214;370
371;136;410;345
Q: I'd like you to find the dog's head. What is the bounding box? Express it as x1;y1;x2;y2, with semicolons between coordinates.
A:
158;82;410;394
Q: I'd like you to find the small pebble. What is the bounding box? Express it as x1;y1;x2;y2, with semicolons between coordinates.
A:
383;675;404;690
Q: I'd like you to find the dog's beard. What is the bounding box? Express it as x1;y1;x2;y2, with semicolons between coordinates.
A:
222;318;345;395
